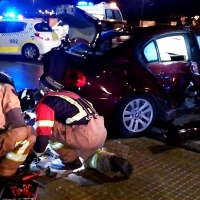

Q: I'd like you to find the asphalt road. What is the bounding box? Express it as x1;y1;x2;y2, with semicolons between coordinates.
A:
0;55;43;92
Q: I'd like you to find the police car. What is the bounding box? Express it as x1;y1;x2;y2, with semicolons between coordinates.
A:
0;18;61;60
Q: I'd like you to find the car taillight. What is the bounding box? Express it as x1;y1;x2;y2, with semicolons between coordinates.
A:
34;33;50;41
65;68;86;87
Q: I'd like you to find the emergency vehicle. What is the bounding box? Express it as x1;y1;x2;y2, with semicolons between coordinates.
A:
0;18;61;60
76;2;124;21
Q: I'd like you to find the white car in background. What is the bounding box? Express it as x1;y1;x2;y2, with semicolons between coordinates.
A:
0;18;61;60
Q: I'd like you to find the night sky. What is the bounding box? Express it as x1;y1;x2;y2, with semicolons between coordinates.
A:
2;0;200;23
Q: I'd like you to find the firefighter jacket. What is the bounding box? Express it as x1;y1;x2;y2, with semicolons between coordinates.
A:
0;125;36;176
0;83;25;130
33;90;97;156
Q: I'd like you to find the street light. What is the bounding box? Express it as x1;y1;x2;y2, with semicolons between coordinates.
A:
32;0;35;16
141;0;144;27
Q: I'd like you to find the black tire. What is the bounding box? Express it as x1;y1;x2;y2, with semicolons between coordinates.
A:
22;44;39;60
116;94;157;138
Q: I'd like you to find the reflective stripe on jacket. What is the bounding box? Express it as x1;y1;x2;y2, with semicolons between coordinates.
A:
0;83;25;129
35;90;96;137
33;90;97;155
0;125;36;176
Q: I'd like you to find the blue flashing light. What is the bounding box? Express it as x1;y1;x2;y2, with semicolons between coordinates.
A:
8;12;15;18
18;14;23;20
4;9;23;20
77;1;88;6
77;1;94;6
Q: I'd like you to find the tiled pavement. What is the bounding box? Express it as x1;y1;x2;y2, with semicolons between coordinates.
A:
35;137;200;200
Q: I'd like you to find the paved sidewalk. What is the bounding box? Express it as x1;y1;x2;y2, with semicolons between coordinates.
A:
180;139;200;153
35;137;200;200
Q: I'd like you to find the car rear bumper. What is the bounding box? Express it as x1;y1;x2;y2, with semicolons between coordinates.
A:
36;40;61;55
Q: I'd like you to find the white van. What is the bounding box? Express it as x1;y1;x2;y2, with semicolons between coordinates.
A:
77;2;124;21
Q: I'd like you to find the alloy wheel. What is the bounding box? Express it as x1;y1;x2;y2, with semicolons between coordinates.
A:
122;98;154;133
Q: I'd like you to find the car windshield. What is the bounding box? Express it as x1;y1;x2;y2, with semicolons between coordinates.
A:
68;43;91;55
34;22;53;32
67;30;133;56
96;31;133;55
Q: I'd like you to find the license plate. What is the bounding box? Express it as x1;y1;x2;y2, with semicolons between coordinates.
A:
52;32;58;40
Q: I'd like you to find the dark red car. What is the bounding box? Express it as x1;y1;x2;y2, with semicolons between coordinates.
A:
39;5;200;138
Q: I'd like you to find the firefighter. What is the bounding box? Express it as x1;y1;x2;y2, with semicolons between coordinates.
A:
20;89;133;178
0;71;36;177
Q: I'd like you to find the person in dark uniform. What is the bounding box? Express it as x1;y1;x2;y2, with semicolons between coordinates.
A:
20;89;133;178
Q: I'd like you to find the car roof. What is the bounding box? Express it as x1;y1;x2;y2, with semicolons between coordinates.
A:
0;18;44;23
128;24;200;35
127;25;185;34
97;25;200;52
122;25;200;42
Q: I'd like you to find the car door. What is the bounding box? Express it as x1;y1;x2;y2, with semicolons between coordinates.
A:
0;21;26;54
191;32;200;103
76;34;132;117
143;33;196;109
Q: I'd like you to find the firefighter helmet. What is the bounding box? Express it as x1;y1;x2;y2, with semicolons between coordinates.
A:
0;71;15;87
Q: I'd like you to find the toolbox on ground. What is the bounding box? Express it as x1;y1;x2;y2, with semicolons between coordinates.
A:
0;180;39;200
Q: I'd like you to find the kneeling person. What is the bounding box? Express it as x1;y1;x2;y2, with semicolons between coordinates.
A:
0;71;36;177
21;89;133;178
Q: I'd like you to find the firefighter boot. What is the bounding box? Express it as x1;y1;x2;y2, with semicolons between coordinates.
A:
86;149;133;178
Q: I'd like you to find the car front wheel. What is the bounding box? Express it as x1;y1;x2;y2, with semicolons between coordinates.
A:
117;94;156;138
22;44;39;60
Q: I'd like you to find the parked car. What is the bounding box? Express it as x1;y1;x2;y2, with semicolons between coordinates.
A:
39;5;200;138
0;18;61;60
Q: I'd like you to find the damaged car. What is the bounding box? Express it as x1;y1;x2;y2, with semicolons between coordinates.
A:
39;4;200;138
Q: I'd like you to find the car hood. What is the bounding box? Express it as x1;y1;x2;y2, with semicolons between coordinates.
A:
56;4;102;47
